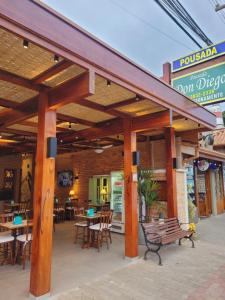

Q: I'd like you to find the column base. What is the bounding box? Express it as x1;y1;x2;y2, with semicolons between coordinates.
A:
29;292;50;300
124;256;139;263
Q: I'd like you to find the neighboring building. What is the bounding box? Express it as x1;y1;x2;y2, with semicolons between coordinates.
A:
163;40;225;219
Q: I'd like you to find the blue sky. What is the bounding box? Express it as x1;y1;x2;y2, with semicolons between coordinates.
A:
43;0;225;77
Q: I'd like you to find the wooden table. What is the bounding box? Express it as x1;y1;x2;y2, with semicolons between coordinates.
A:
76;214;100;248
0;220;33;258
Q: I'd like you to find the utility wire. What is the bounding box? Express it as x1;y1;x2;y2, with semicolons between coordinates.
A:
154;0;202;48
154;0;213;47
107;0;194;51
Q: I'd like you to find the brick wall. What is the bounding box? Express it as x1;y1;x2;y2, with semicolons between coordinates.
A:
55;141;154;204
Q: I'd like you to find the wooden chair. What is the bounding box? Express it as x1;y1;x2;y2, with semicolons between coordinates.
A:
89;210;113;252
54;202;65;223
14;218;32;269
0;213;14;265
74;211;87;246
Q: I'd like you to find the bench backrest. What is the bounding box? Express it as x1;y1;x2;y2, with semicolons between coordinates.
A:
142;217;181;243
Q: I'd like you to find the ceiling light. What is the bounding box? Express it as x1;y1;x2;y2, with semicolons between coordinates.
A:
23;39;29;49
135;94;140;101
60;139;63;143
94;148;104;154
0;135;2;139
107;80;111;87
54;54;59;63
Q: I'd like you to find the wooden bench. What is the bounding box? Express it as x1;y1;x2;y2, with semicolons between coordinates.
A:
141;217;195;265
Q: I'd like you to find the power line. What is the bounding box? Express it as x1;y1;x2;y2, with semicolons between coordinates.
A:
154;0;203;48
107;0;194;51
154;0;213;48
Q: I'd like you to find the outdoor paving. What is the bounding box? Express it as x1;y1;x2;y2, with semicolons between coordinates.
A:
52;215;225;300
1;215;225;300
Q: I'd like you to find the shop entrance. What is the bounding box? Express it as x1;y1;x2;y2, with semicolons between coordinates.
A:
196;170;212;217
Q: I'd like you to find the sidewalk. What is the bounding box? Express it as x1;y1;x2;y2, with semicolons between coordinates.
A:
52;214;225;300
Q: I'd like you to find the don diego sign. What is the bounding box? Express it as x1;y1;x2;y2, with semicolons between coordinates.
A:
172;41;225;72
172;62;225;105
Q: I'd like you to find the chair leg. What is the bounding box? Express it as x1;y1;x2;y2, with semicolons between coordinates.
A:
14;241;19;265
74;226;78;244
97;231;101;252
109;230;112;244
9;242;13;265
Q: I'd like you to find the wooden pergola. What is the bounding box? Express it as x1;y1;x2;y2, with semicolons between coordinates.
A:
0;0;216;298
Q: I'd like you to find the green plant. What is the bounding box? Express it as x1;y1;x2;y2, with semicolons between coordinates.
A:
188;196;196;223
138;169;160;221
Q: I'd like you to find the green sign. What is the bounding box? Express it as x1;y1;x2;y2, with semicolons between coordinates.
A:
172;62;225;105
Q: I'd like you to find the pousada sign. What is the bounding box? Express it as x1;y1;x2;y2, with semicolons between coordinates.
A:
172;62;225;106
172;41;225;72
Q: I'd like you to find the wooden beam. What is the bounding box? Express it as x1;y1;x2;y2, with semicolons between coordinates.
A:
0;96;96;128
132;110;171;132
0;68;41;91
48;71;95;109
60;110;172;142
0;97;18;109
30;92;56;298
105;97;137;110
0;96;39;128
57;113;95;127
123;118;138;258
165;127;177;217
70;98;129;118
162;62;171;84
0;128;37;137
32;60;73;84
0;70;95;127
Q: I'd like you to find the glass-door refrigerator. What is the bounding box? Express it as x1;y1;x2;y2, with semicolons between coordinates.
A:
110;171;124;233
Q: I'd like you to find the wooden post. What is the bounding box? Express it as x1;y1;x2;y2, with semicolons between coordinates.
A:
162;62;171;84
123;119;138;258
30;92;56;298
165;127;177;217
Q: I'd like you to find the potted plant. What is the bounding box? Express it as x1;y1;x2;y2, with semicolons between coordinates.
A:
138;169;160;244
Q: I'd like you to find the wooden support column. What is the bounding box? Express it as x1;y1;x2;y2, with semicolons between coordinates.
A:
30;92;56;298
165;127;177;218
123;119;138;258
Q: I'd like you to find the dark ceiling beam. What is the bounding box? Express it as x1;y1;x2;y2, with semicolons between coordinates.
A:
0;97;18;109
0;68;43;91
32;60;73;84
0;128;37;137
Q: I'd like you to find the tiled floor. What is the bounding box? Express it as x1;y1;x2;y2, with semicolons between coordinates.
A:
52;215;225;300
2;215;225;300
0;221;131;300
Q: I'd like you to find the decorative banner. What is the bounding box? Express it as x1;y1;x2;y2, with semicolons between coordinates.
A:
172;62;225;105
172;40;225;72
